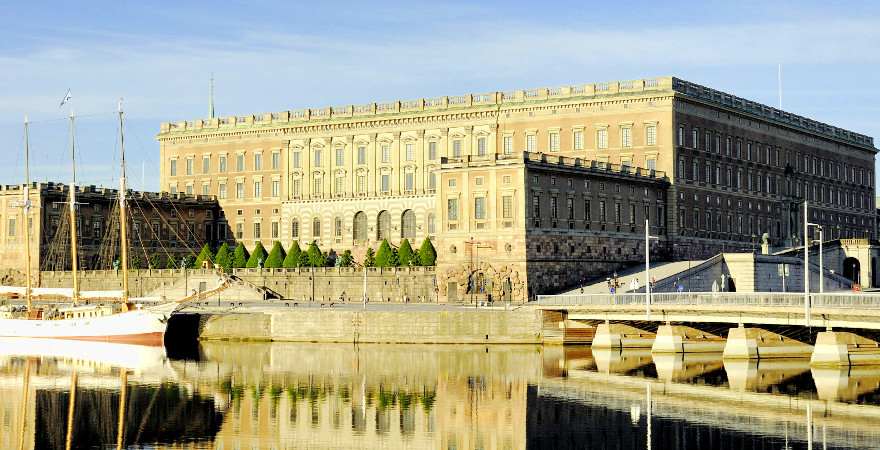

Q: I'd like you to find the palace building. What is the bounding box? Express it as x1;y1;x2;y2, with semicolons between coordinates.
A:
157;76;876;301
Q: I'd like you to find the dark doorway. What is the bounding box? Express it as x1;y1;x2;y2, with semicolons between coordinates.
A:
843;257;861;284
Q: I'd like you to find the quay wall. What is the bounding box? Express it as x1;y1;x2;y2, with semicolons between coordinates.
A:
198;309;543;344
38;267;437;302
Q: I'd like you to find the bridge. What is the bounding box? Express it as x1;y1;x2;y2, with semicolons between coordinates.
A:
535;292;880;366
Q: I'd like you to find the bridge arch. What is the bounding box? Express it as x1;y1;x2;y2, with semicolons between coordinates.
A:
843;257;861;284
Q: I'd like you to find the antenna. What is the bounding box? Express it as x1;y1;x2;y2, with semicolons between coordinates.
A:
778;64;783;109
209;73;215;119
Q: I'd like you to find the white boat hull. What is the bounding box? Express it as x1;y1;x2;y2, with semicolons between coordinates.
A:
0;302;177;346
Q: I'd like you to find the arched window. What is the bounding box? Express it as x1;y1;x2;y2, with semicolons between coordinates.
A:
377;210;390;241
427;212;435;234
312;217;321;237
353;211;367;243
291;219;299;239
401;209;416;240
334;217;342;237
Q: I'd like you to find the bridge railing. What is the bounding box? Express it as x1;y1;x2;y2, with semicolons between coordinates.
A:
535;292;880;309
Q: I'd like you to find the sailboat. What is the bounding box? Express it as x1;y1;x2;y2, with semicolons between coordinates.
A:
0;103;226;345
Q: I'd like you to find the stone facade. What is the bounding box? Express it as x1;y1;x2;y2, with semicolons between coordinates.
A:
0;183;224;275
156;76;876;298
435;152;668;302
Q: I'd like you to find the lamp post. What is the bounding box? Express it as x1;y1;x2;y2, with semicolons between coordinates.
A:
804;200;810;327
807;223;823;294
644;219;658;318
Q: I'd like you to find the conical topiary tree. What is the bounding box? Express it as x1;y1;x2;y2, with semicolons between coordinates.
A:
165;255;178;269
338;249;353;267
246;242;267;268
215;243;232;271
411;248;421;267
375;239;394;267
264;241;286;268
194;244;214;269
418;237;437;266
297;251;309;267
363;247;375;267
232;244;250;268
283;241;302;268
398;239;414;266
306;241;325;267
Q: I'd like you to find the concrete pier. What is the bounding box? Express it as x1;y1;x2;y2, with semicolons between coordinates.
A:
651;324;726;353
591;323;655;349
811;331;880;366
722;326;814;359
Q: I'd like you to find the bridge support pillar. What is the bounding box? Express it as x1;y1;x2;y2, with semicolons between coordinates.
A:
652;324;726;353
591;323;655;349
811;331;880;366
722;327;813;359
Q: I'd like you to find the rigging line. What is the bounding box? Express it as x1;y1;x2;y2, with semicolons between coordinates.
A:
139;193;199;258
131;212;152;269
165;196;207;251
25;111;117;125
131;198;175;267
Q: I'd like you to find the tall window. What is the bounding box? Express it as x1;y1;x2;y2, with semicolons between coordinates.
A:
503;136;513;154
314;149;322;166
334;176;344;195
692;129;698;148
254;153;262;171
272;180;280;197
597;129;608;149
357;146;366;165
476;137;487;156
599;201;606;223
334;217;342;238
357;175;366;194
621;128;632;148
218;182;227;199
219;155;227;172
291;178;301;197
526;135;536;152
401;209;416;239
549;132;560;152
292;151;301;168
447;199;458;222
202;156;210;173
377;210;390;240
381;144;391;163
353;212;367;242
428;141;437;160
271;221;279;239
474;197;486;220
677;126;684;146
253;181;262;198
336;147;345;166
405;143;414;161
532;195;540;218
584;200;591;224
381;174;390;193
170;159;177;176
428;172;436;191
253;222;261;239
236;154;245;171
573;130;584;150
235;223;243;239
271;152;280;170
646;125;656;146
7;218;15;237
186;158;193;175
502;196;513;219
567;198;574;220
452;140;462;157
291;219;299;239
235;182;244;199
647;158;656;172
312;218;321;237
313;175;322;195
202;183;210;196
404;172;414;192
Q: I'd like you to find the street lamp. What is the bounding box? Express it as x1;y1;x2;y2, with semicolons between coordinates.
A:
807;223;823;294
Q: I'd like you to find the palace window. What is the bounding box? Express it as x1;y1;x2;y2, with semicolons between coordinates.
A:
677;126;684;147
428;141;438;160
401;210;415;239
272;151;280;170
254;153;262;171
334;176;344;195
381;174;390;193
336;147;345;166
357;175;366;194
186;158;193;175
526;135;536;152
253;181;262;198
646;125;656;146
272;180;280;198
382;144;391;162
313;175;322;195
647;158;656;172
291;178;301;197
621;127;632;148
235;182;244;199
219;155;227;172
313;149;322;166
597;129;608;149
357;146;367;165
475;197;487;220
253;222;261;239
502;196;513;219
353;212;366;242
272;221;279;239
573;130;584;150
291;219;300;239
477;137;487;156
170;159;177;176
218;183;227;199
404;173;414;192
405;143;415;161
203;156;211;174
312;218;321;237
428;172;436;191
532;195;540;218
236;153;245;171
447;199;459;221
334;217;342;238
452;139;462;157
549;132;560;152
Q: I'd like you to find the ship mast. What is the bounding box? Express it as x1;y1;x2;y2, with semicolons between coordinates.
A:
23;116;33;312
68;112;80;305
118;101;129;304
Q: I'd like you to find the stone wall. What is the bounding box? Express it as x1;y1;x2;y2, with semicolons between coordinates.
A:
38;267;437;302
199;309;543;344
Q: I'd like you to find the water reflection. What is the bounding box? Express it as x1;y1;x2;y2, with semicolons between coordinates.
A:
2;341;880;449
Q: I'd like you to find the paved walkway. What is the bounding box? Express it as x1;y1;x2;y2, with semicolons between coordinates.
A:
564;260;705;294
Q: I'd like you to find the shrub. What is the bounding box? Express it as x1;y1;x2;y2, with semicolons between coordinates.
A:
375;239;394;267
232;244;250;268
283;241;302;268
363;247;375;267
418;238;437;266
215;243;232;271
246;242;267;268
265;242;286;268
194;244;214;268
398;239;414;266
306;241;325;267
338;250;354;267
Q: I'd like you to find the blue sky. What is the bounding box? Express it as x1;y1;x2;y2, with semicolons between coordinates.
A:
1;0;879;191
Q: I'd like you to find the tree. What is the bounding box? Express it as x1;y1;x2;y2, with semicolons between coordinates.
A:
363;247;376;267
390;247;400;267
283;241;302;268
265;241;286;268
194;244;214;269
215;243;232;271
130;254;142;269
411;248;421;266
306;241;325;267
165;255;177;269
246;242;267;268
232;244;250;268
418;238;437;266
375;239;395;267
398;239;414;266
325;249;337;267
338;250;354;267
148;254;162;269
297;251;310;267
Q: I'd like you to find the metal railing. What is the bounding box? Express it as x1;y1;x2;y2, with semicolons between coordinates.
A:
535;292;880;309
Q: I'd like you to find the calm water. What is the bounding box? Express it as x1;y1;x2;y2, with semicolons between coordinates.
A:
1;341;879;449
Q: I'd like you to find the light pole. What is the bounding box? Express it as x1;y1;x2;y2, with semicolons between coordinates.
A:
803;200;810;327
644;219;658;317
807;223;823;294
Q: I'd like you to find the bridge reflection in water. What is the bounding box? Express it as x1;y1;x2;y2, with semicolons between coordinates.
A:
1;342;880;449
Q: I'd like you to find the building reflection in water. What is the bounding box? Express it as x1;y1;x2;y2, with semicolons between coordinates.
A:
3;342;880;448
